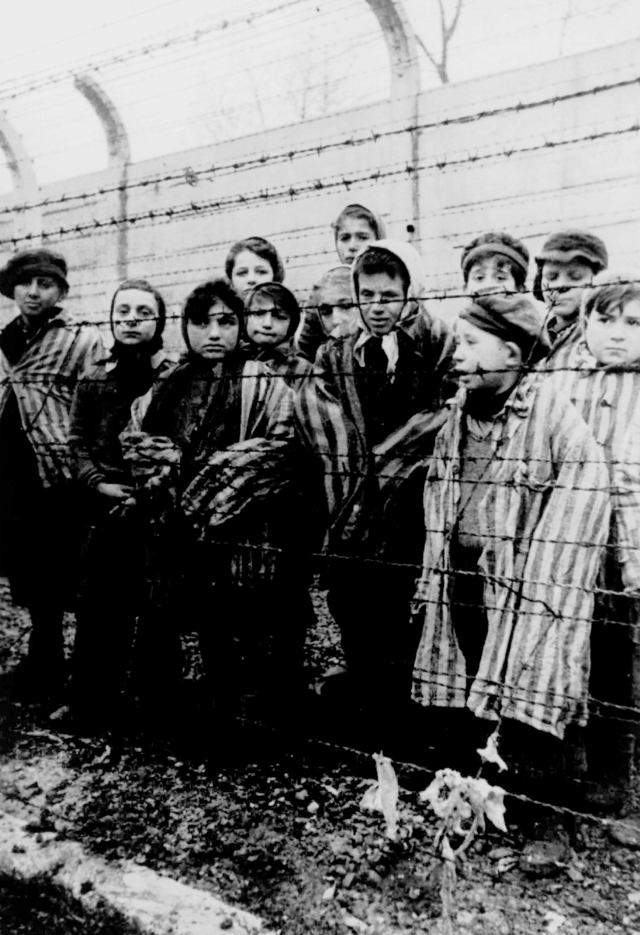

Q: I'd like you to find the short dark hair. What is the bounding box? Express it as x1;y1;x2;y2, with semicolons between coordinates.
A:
245;282;301;339
582;274;640;320
353;247;410;297
224;237;285;282
183;278;244;327
461;231;529;290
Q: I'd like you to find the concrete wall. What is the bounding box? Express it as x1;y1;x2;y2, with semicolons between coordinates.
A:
0;36;638;339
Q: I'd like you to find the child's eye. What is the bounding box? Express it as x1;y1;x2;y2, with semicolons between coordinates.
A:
338;233;350;242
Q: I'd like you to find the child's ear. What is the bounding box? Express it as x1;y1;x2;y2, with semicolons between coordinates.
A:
504;341;523;367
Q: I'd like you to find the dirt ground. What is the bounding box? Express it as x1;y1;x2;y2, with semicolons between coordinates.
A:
2;579;640;935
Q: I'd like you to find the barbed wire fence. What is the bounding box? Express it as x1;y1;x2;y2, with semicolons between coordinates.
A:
2;16;640;930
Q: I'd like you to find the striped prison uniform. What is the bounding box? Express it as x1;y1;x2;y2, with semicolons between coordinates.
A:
412;373;610;739
0;310;103;486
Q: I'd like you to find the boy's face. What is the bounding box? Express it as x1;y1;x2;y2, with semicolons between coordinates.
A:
357;271;406;336
336;217;376;265
186;298;240;360
586;299;640;367
541;259;594;321
246;293;291;347
230;249;273;299
112;288;159;347
316;280;354;336
452;318;517;394
466;255;518;296
14;275;64;323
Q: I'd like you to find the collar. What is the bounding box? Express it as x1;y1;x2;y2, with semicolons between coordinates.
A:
19;306;69;335
353;329;400;373
452;371;541;424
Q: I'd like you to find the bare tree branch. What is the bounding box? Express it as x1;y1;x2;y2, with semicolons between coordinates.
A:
415;0;466;84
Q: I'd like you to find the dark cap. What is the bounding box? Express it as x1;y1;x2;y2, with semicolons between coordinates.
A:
461;231;529;284
459;294;550;363
0;248;69;299
533;230;608;301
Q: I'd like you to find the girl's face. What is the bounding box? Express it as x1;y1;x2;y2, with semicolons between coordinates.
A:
316;281;354;336
336;217;376;265
230;249;274;298
112;288;159;346
586;298;640;367
541;259;594;321
452;318;518;394
466;256;518;296
14;276;63;322
186;298;240;360
245;293;292;347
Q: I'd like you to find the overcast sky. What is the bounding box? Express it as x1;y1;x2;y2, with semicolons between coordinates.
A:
0;0;638;189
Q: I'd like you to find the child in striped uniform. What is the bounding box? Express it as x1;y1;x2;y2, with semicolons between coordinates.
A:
412;293;609;841
550;271;640;808
296;241;453;741
0;248;103;706
244;282;312;389
122;278;299;733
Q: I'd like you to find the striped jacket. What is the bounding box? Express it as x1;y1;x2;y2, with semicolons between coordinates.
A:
294;318;453;548
547;337;640;468
127;359;295;531
613;415;640;588
412;374;610;738
0;310;103;486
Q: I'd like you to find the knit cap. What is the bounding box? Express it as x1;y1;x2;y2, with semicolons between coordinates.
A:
533;230;608;301
461;231;529;284
0;248;68;298
459;294;550;363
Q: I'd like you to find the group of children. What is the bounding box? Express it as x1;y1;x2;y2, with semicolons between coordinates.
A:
2;203;640;851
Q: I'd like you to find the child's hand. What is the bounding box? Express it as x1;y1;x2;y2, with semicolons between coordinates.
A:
621;562;640;594
97;482;135;501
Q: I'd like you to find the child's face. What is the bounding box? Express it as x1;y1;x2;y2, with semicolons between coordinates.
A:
186;298;240;360
14;275;63;322
230;250;274;299
586;299;640;367
466;256;518;296
336;217;376;265
245;293;291;347
316;281;354;336
112;288;159;347
358;271;406;336
453;318;517;394
541;259;594;321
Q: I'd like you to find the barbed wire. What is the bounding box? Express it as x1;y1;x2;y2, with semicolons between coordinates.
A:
0;67;637;222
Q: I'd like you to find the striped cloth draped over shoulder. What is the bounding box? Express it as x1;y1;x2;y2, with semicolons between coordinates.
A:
0;311;103;486
177;360;295;531
293;341;369;540
412;374;610;739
